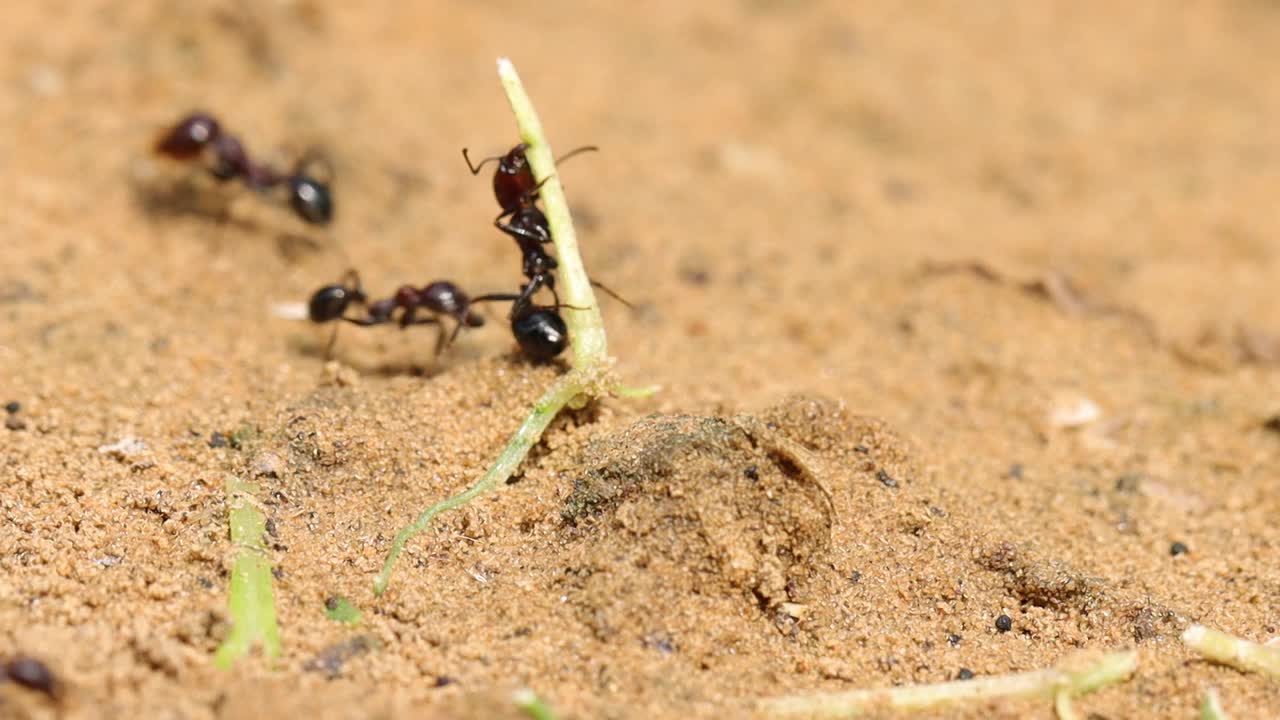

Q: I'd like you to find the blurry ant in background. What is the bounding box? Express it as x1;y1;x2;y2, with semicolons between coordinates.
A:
155;111;334;226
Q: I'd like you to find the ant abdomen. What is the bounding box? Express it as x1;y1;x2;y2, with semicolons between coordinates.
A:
290;175;334;225
512;307;568;362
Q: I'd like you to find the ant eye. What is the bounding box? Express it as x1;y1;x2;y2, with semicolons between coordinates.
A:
290;176;334;225
308;285;349;323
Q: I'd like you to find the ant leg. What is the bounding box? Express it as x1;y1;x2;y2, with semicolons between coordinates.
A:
435;319;468;357
494;215;546;244
398;306;419;330
470;292;522;305
589;279;634;309
462;148;502;175
323;325;339;360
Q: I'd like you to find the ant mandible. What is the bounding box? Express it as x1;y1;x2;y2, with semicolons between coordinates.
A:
155;111;335;226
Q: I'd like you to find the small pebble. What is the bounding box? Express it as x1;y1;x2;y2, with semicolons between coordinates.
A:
254;452;284;479
947;633;962;647
743;465;759;481
208;432;228;448
4;400;20;413
956;668;975;680
1170;541;1189;556
876;469;898;488
5;656;57;696
995;614;1013;633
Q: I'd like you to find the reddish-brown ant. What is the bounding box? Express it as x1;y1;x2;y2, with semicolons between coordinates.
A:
155;111;335;226
462;143;597;220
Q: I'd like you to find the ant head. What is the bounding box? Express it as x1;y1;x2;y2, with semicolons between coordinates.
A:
511;307;568;362
288;175;334;225
308;283;359;323
156;112;221;159
500;143;530;174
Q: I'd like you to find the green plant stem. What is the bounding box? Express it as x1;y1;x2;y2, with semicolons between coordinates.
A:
375;371;588;594
761;651;1136;718
513;688;562;720
498;57;605;368
1182;625;1280;679
1200;688;1229;720
214;474;281;668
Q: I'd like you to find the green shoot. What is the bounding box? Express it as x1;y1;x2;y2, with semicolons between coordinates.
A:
760;650;1136;718
373;58;652;596
324;596;362;625
1182;624;1280;680
1200;688;1229;720
214;473;281;668
513;689;562;720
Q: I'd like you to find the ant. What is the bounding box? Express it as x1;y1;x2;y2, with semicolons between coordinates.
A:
462;143;597;224
307;271;500;357
155;111;334;226
465;144;631;311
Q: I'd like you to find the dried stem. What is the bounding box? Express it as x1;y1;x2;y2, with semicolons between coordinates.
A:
761;651;1136;718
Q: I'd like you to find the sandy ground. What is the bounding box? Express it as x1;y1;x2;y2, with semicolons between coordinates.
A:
3;1;1280;718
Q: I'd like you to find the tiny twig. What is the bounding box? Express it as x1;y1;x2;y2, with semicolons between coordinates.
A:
373;58;652;595
760;651;1136;718
1182;624;1280;680
214;474;281;668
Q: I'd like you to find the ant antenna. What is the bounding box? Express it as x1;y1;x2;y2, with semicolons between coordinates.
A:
589;279;634;309
462;148;502;175
555;145;599;165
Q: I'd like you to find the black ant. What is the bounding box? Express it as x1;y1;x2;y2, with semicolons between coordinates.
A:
307;272;501;356
155;111;335;226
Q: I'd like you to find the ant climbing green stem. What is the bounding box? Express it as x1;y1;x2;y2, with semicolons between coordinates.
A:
374;58;655;596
